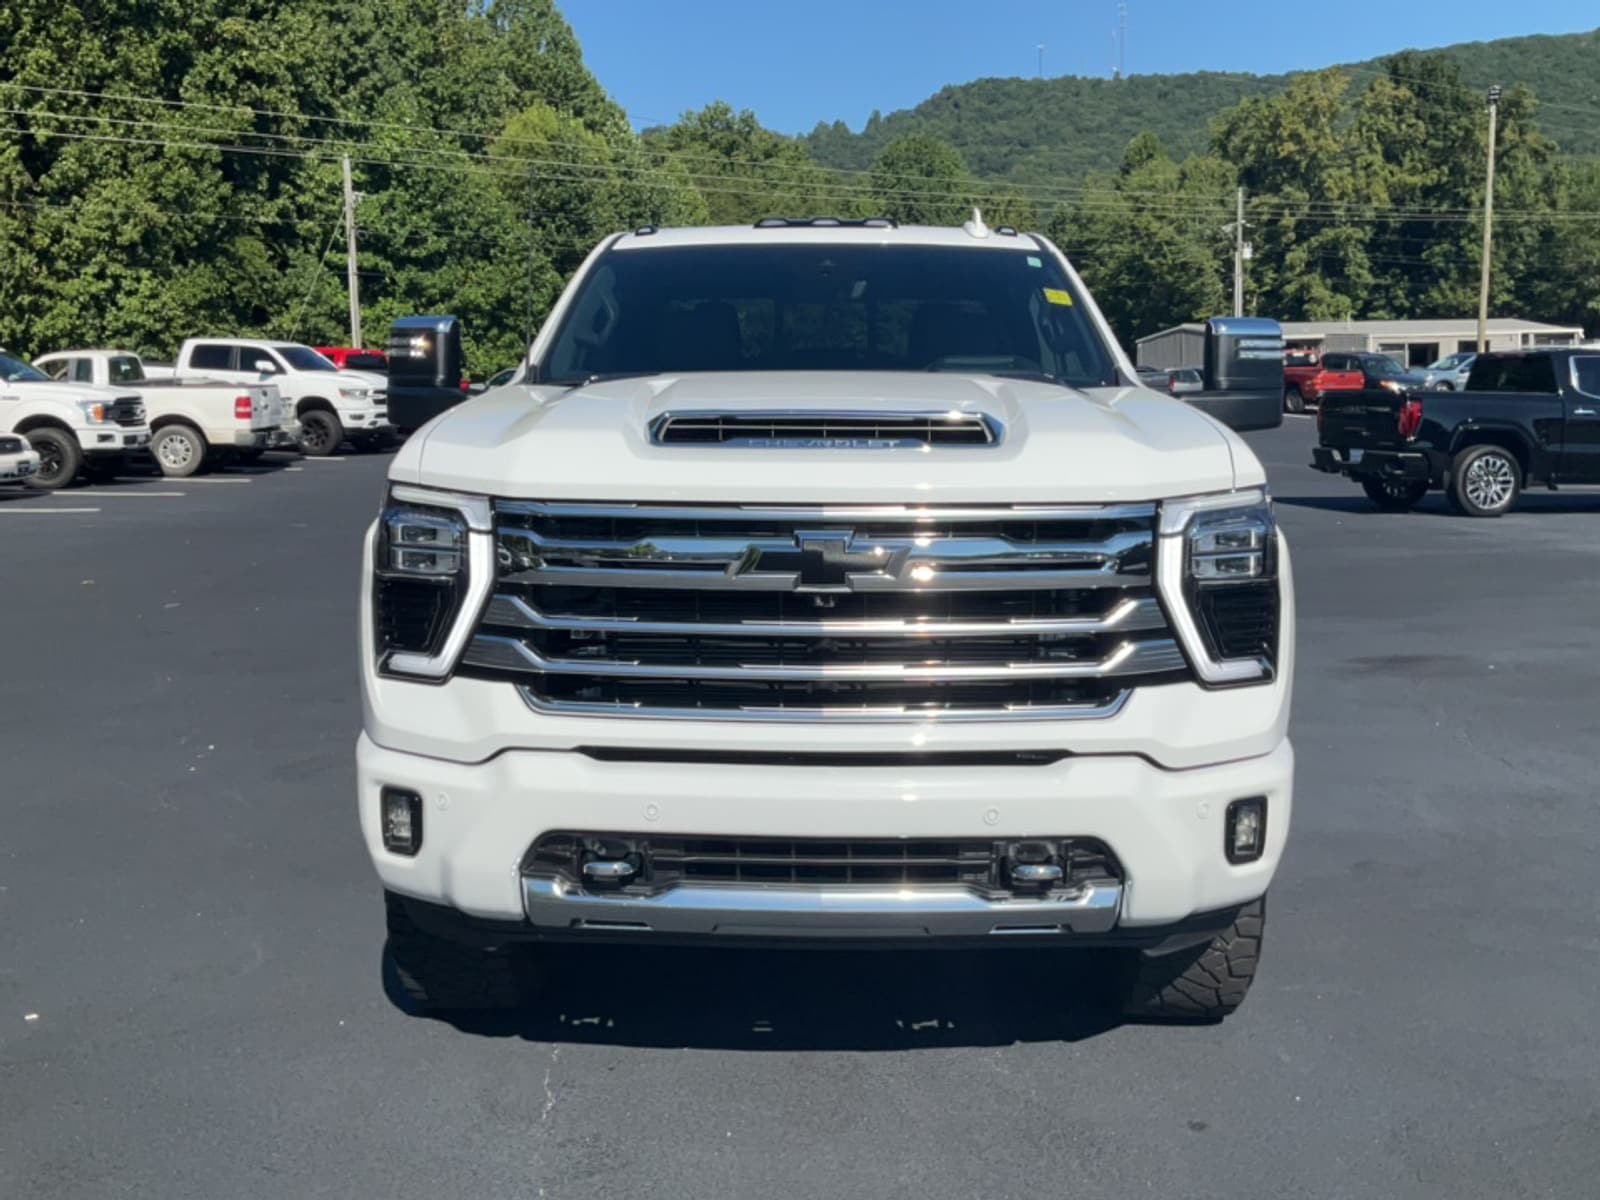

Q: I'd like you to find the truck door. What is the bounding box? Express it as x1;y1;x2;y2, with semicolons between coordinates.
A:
1563;355;1600;482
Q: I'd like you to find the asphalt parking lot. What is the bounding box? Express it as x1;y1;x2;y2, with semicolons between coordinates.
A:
3;419;1598;1199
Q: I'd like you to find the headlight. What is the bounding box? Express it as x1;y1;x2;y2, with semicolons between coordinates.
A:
373;485;493;679
1158;489;1279;685
340;386;370;401
79;401;111;424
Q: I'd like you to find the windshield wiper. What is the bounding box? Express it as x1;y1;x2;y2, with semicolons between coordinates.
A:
562;371;664;389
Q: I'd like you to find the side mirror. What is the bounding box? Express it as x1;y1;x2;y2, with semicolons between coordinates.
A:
253;359;277;374
468;382;488;395
1188;317;1285;432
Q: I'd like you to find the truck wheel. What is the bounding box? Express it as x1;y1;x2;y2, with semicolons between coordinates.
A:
384;892;526;1012
1449;445;1521;517
1283;386;1306;414
1361;478;1428;511
24;427;82;490
152;423;208;478
1121;896;1264;1022
299;410;343;457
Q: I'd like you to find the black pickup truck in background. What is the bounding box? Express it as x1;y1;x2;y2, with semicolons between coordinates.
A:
1312;348;1600;516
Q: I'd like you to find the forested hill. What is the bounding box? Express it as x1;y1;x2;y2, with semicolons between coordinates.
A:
804;27;1600;182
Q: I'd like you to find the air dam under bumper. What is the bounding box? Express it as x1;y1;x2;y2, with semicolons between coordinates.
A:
359;734;1293;933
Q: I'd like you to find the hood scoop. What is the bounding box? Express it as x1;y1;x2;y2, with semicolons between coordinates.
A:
649;409;1001;449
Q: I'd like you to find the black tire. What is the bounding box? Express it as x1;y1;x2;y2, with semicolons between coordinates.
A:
24;427;82;490
151;423;208;478
299;409;344;457
384;892;526;1012
1361;477;1428;511
1122;896;1265;1022
1431;381;1455;391
1284;385;1306;414
1449;444;1521;517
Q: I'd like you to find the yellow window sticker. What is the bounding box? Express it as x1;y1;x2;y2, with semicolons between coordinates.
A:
1042;287;1074;306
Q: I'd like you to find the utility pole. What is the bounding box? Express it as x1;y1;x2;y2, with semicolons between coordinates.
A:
1232;186;1248;317
1476;85;1502;353
342;154;362;347
1036;43;1044;79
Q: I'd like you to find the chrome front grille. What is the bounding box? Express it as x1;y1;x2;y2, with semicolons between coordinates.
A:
461;501;1190;719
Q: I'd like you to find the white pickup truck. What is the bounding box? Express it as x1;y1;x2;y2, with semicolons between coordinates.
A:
173;338;390;456
0;348;151;488
34;349;293;477
360;218;1295;1024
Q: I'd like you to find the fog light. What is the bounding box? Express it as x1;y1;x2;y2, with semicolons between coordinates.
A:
1225;797;1266;864
381;787;423;856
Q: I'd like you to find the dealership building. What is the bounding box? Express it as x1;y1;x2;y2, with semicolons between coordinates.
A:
1136;317;1587;370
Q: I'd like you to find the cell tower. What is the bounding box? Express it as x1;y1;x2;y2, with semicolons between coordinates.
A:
1118;2;1128;80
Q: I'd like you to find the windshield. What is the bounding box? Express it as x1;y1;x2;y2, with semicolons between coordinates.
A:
275;345;338;372
344;352;387;372
1364;355;1404;377
0;353;49;383
542;243;1118;388
1429;353;1472;370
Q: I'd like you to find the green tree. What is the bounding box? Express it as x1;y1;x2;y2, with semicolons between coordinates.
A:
868;134;973;225
644;102;836;225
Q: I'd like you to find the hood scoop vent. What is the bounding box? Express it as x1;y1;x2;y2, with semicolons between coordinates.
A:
649;410;1001;449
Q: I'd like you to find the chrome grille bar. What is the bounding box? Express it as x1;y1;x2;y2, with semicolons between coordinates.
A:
496;500;1158;523
462;634;1187;682
481;593;1167;638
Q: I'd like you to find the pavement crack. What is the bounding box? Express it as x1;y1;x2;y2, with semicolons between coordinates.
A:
540;1045;561;1124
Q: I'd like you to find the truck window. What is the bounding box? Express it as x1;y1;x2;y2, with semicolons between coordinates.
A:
107;356;145;384
1466;355;1559;394
189;344;233;371
72;359;95;383
542;243;1118;389
274;345;337;372
1572;356;1600;400
42;359;71;380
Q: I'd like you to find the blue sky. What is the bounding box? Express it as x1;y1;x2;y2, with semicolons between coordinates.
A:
561;1;1598;134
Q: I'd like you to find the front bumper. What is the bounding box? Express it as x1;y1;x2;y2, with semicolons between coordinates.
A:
359;733;1293;934
340;408;391;432
0;454;40;482
78;429;151;453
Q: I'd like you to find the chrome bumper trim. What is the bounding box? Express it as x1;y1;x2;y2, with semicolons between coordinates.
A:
522;876;1122;938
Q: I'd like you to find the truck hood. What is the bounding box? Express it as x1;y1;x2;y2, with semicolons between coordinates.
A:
337;369;387;390
0;379;138;404
398;372;1252;504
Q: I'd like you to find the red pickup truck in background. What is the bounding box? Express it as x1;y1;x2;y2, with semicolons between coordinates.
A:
1284;349;1365;414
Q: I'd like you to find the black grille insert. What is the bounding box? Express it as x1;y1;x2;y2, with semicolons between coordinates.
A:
524;833;1123;897
651;410;999;448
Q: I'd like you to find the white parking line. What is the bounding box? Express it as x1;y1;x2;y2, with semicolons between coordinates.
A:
176;477;253;484
85;490;186;498
302;456;346;462
284;466;304;472
1284;413;1314;420
0;506;101;514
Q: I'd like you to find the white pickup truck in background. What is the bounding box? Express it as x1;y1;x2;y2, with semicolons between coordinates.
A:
34;349;295;477
0;348;151;488
173;338;391;457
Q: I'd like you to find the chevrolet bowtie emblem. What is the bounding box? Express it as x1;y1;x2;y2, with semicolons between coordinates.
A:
729;530;907;592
